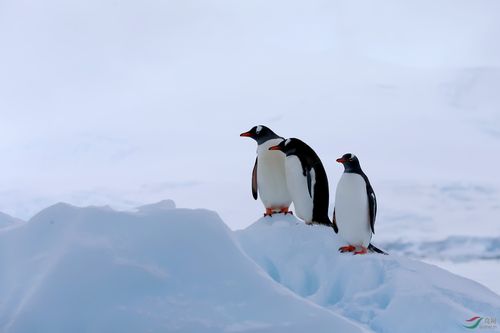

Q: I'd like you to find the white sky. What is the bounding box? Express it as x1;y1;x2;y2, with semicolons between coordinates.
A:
0;0;499;229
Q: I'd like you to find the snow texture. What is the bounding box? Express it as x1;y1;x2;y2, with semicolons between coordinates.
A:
0;203;364;333
236;214;500;333
1;202;499;333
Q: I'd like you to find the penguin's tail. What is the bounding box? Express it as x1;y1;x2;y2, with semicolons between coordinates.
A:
313;217;338;233
368;243;388;255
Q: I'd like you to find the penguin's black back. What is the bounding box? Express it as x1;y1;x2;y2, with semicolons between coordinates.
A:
287;139;331;225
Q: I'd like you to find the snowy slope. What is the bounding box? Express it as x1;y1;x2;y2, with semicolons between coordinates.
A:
0;202;365;333
236;214;500;333
1;202;499;333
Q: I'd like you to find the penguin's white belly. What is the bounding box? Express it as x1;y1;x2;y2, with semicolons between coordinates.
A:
335;173;372;247
285;155;313;223
256;140;292;209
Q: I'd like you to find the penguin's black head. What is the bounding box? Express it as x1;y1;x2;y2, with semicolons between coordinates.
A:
268;138;299;156
240;125;281;145
336;153;362;172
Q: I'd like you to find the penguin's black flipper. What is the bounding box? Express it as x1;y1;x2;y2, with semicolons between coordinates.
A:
366;181;377;234
368;243;388;255
332;209;339;233
252;157;258;200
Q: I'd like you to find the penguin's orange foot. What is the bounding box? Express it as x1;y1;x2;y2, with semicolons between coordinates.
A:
353;246;368;255
339;245;356;253
279;207;293;215
264;208;274;217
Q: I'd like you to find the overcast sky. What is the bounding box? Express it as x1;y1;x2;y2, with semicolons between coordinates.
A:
0;0;499;229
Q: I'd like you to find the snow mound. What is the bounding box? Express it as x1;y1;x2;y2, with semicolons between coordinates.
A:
2;202;499;333
236;214;500;333
0;203;363;333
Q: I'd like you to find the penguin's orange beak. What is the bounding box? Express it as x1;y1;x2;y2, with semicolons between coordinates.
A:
336;157;346;163
269;145;281;151
240;131;252;137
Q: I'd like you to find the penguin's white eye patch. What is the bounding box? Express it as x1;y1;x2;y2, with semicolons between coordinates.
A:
285;139;291;146
256;126;262;133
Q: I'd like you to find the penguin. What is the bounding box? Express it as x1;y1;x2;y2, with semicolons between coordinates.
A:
240;125;292;216
333;153;387;255
269;138;333;227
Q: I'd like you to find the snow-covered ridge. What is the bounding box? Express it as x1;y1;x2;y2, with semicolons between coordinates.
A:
0;202;364;333
1;201;499;333
237;215;500;333
135;199;176;213
0;212;23;230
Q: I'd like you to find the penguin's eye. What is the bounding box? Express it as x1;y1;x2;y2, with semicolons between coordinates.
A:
256;126;262;134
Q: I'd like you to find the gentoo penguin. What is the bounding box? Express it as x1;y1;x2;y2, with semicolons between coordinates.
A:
333;153;386;255
269;138;333;227
240;125;292;216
